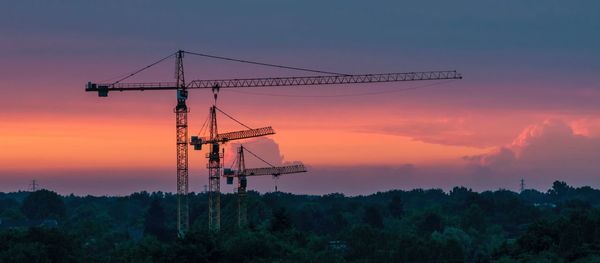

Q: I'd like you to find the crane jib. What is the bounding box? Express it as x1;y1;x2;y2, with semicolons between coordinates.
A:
85;71;462;97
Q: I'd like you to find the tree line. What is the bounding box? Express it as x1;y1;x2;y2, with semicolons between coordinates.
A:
1;181;600;262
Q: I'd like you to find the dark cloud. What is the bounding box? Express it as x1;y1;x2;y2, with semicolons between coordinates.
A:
463;147;516;168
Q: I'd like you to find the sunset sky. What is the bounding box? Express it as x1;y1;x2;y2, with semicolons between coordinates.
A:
1;1;600;195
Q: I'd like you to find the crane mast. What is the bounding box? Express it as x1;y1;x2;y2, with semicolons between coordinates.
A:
174;50;189;237
207;106;222;232
236;146;247;228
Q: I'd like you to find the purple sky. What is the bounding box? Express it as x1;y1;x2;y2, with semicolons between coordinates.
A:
1;1;600;195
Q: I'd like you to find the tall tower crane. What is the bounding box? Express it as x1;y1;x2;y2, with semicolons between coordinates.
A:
190;105;275;232
224;145;306;228
85;49;462;236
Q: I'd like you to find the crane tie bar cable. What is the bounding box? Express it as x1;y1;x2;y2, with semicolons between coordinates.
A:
243;146;276;168
197;112;211;137
183;50;349;76
229;155;238;170
110;52;177;85
214;106;253;130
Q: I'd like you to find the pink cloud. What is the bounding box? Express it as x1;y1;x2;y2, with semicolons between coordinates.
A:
464;119;600;187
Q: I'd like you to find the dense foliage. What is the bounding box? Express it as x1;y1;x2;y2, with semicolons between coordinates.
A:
2;181;600;262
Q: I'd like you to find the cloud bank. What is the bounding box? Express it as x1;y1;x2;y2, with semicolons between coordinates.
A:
463;120;600;188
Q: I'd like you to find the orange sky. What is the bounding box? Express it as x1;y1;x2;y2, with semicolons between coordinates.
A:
0;109;493;171
3;101;597;172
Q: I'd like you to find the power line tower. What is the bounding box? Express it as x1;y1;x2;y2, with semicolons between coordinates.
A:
225;145;306;228
520;178;525;193
85;49;462;236
29;180;38;192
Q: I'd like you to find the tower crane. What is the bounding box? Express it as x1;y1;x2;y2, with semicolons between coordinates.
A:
224;145;306;228
85;49;462;236
190;105;275;232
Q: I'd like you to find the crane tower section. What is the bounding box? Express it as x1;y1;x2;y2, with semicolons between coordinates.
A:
207;106;221;232
174;50;189;237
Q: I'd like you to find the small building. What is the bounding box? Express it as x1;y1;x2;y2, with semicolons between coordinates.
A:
328;240;348;253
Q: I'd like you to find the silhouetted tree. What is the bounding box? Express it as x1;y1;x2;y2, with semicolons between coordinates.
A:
144;198;168;241
270;207;291;232
20;189;65;220
164;230;223;263
549;181;572;201
418;212;443;234
461;204;485;231
3;182;600;262
363;205;384;228
388;194;404;219
0;228;82;263
346;225;382;260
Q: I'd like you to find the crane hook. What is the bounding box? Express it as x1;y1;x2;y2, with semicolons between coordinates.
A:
273;174;280;192
212;84;220;104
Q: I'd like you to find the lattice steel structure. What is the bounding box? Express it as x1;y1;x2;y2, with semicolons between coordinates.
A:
198;127;275;143
207;106;221;232
174;51;190;237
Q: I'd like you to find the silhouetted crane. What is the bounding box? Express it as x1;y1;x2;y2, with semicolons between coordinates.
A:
190;104;274;232
85;49;462;236
224;145;306;228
